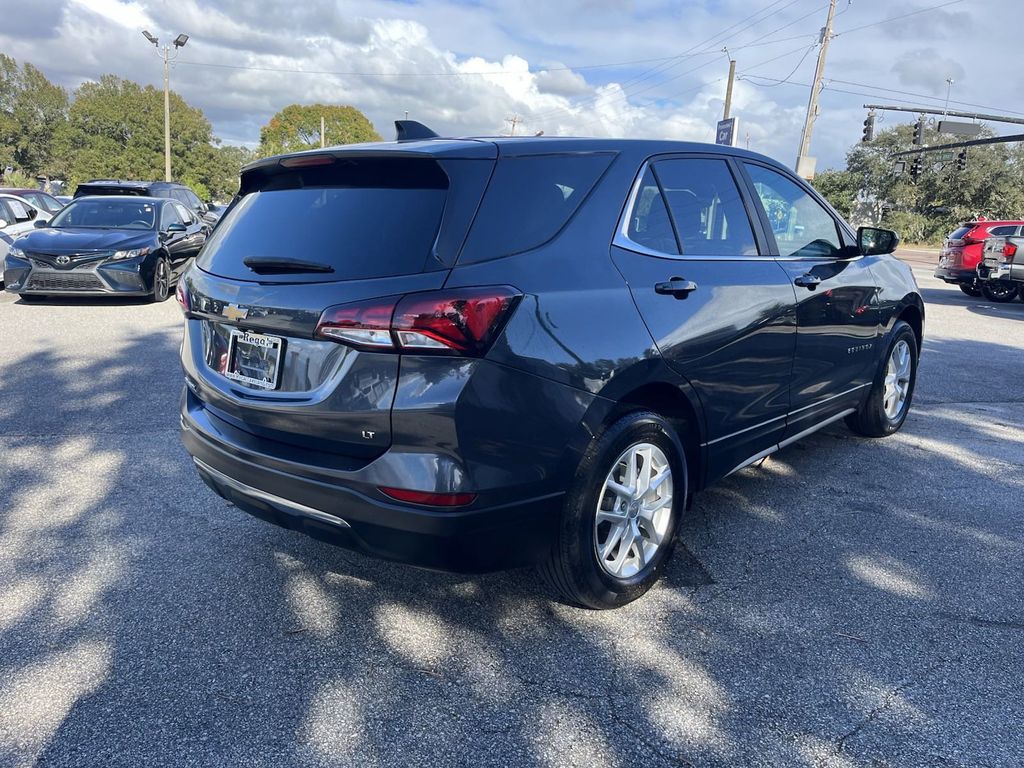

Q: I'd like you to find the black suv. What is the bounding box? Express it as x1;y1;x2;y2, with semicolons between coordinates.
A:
178;124;923;609
75;180;219;226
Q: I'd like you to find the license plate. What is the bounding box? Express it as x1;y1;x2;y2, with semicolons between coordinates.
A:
224;330;284;390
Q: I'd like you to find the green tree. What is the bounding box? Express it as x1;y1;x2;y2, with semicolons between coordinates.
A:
0;55;69;177
818;122;1024;244
258;103;381;156
57;74;215;188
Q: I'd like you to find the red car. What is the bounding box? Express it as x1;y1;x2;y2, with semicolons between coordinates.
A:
935;219;1024;300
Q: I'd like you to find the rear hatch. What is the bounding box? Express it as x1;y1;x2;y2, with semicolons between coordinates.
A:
181;148;496;461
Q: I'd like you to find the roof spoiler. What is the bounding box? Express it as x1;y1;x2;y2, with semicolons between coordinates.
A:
395;120;440;142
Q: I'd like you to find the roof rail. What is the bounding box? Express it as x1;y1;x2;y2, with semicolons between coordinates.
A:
395;120;440;142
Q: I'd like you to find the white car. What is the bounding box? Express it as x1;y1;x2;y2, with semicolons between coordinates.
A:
0;193;48;270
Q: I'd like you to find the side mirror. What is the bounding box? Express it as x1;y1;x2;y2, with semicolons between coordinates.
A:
858;226;899;256
34;218;48;228
166;222;187;233
0;219;8;228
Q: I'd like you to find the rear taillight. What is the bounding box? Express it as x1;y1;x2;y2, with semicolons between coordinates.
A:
962;228;988;245
176;281;190;312
1003;242;1018;261
315;286;521;356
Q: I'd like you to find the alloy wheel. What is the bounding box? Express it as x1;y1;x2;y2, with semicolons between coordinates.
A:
883;339;912;420
155;259;169;300
593;442;673;579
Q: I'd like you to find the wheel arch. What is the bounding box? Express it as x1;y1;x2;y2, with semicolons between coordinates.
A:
892;295;925;353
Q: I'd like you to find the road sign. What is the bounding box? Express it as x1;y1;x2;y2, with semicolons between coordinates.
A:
935;150;955;162
716;117;738;147
938;120;982;137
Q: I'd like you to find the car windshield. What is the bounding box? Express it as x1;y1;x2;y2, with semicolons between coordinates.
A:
49;199;158;230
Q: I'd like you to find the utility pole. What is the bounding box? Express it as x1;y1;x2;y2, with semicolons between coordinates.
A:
162;53;171;181
143;30;189;182
794;0;837;179
320;115;326;148
505;114;521;136
723;58;737;120
943;78;954;117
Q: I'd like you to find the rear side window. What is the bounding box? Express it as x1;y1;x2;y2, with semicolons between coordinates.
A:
198;157;449;282
948;226;973;240
459;153;613;263
626;167;679;255
653;158;757;257
988;225;1016;236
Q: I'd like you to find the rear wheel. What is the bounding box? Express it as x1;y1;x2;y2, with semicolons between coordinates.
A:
151;256;170;303
980;280;1019;303
539;411;686;609
846;320;918;438
958;282;982;297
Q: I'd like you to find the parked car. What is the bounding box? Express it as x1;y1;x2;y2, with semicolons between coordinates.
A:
0;188;64;216
0;193;45;276
177;126;923;609
74;179;220;227
977;236;1024;301
4;195;207;302
935;220;1024;298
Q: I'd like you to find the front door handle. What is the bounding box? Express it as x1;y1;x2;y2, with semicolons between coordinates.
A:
794;273;822;290
654;277;698;299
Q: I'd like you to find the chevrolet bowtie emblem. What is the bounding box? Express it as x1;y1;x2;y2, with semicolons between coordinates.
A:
223;303;249;322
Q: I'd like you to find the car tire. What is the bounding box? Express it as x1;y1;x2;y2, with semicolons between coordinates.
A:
151;256;171;303
958;282;982;297
979;281;1019;303
846;320;918;438
539;411;686;609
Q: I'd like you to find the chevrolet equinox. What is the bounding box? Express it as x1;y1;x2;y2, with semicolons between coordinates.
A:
178;122;923;609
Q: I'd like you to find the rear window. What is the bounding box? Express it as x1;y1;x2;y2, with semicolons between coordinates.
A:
76;185;148;198
198;157;448;282
458;153;613;263
949;226;974;240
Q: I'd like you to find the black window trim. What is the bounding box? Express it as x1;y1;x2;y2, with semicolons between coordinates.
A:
735;159;860;261
613;152;773;262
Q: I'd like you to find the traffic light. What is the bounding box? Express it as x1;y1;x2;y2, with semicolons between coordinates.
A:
910;156;922;181
913;117;925;146
956;148;968;171
862;111;876;143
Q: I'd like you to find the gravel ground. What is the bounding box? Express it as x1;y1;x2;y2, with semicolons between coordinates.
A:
0;259;1022;767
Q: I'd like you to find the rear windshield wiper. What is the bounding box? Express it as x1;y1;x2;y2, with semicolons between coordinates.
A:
243;257;335;274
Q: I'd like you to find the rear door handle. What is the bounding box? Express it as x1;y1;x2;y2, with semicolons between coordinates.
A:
794;273;822;290
654;277;698;299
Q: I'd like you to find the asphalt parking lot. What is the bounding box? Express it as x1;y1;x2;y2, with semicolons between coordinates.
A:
1;257;1022;768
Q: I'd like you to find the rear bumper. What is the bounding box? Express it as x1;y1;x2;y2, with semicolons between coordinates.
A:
933;265;976;284
180;392;563;573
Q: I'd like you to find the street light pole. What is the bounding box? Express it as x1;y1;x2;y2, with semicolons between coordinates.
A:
143;30;189;182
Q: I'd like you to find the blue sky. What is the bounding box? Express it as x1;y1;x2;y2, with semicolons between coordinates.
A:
1;0;1014;172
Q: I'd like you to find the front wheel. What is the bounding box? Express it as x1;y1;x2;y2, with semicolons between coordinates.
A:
980;280;1019;303
846;320;918;438
151;256;171;303
539;411;686;609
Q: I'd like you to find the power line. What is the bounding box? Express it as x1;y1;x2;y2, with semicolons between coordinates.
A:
833;0;966;37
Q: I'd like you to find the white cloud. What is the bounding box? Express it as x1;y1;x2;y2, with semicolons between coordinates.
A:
2;0;1019;171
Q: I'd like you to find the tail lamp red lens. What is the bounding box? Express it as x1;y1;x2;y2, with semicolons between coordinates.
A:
315;286;521;356
175;281;190;311
379;487;476;507
1003;242;1018;261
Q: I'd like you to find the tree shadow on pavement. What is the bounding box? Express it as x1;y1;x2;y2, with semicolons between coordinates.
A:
1;321;1022;767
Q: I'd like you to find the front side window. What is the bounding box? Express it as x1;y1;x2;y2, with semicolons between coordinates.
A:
745;164;842;258
162;203;184;229
653;158;757;257
174;202;195;225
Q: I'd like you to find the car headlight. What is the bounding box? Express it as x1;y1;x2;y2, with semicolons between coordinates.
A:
7;246;25;260
111;247;151;261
